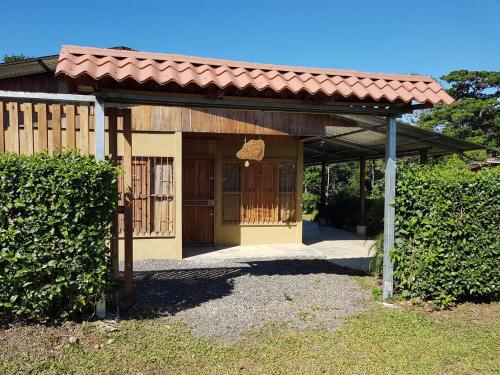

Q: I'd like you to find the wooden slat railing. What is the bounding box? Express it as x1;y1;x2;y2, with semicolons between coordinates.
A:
0;100;98;155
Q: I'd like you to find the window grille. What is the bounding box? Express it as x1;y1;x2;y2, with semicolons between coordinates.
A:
118;156;174;236
222;160;296;224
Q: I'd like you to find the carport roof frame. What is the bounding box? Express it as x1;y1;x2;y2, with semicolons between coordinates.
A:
303;114;483;165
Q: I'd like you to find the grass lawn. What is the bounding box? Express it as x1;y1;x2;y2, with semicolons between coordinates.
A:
1;284;499;374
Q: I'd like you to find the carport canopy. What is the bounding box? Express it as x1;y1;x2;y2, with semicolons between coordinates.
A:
304;114;482;165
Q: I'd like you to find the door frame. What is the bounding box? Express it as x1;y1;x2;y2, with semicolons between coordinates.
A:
182;156;216;246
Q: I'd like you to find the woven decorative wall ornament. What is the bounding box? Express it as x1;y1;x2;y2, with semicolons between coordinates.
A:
236;139;265;161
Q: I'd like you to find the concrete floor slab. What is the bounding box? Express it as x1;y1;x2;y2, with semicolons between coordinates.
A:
303;221;376;271
184;243;326;260
183;221;376;272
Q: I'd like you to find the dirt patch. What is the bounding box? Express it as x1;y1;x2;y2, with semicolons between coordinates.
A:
0;321;119;373
428;302;500;325
395;300;500;325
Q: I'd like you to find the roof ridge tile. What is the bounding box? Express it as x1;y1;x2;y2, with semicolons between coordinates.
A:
59;45;435;82
55;45;455;105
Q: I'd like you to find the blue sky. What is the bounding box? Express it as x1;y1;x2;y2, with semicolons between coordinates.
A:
1;0;499;78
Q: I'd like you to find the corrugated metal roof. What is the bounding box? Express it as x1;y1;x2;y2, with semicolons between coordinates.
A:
304;115;483;164
56;45;454;105
0;55;58;79
0;47;133;81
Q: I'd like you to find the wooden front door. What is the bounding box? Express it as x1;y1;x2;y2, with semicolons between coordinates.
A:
182;158;215;245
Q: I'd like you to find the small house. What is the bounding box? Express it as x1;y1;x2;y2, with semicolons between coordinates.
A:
0;45;480;299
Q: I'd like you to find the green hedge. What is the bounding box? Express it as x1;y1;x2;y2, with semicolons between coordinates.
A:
0;152;119;322
393;165;500;307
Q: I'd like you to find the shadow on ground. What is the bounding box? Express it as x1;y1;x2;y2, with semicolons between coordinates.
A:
302;220;370;246
124;259;365;319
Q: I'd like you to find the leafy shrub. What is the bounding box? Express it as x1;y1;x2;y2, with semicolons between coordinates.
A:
325;193;359;230
365;198;384;236
368;233;384;277
302;192;319;214
0;152;119;322
392;165;499;308
320;193;384;234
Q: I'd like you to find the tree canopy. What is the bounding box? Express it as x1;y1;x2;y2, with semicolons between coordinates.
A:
442;70;499;100
418;70;499;155
2;54;30;63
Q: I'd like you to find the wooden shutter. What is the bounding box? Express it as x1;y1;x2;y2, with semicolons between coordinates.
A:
118;156;174;237
222;160;297;224
222;162;241;223
278;161;297;222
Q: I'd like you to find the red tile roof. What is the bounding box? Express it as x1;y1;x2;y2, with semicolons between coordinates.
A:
56;45;454;105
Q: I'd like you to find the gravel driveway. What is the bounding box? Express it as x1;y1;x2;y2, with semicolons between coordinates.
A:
128;258;370;342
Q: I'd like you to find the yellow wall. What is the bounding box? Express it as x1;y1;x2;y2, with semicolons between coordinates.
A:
217;224;301;245
69;130;302;259
213;135;303;246
118;237;179;260
117;131;183;261
72;130;302;257
108;132;302;260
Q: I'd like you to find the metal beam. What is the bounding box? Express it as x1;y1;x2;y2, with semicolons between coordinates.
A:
326;128;369;139
94;99;106;160
306;137;381;155
301;129;371;146
383;116;397;300
98;91;421;116
353;120;438;149
303;147;444;165
304;146;373;161
0;90;96;103
351;119;476;153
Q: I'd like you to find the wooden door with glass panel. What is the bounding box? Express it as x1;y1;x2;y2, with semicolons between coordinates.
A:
182;158;215;245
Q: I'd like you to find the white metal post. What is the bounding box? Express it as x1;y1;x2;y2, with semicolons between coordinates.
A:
94;99;106;160
383;115;397;300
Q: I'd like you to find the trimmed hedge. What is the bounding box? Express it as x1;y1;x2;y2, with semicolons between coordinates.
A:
393;165;500;307
0;152;119;322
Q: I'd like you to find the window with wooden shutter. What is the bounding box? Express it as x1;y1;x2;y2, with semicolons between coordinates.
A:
222;160;296;224
117;156;174;237
278;161;297;222
222;162;240;223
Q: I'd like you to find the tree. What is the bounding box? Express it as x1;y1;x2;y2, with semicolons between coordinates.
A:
303;165;321;195
418;70;499;156
443;70;499;100
2;54;30;63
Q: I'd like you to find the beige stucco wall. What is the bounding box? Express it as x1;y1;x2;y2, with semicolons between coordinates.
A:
216;224;301;245
214;135;303;246
85;130;303;260
118;237;179;260
117;131;183;261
